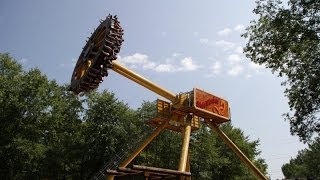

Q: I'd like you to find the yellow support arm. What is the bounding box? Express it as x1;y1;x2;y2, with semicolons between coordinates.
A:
112;61;176;102
206;121;268;180
119;122;167;168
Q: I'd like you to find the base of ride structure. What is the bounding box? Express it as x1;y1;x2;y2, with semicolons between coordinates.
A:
105;113;194;180
107;165;191;179
102;62;267;180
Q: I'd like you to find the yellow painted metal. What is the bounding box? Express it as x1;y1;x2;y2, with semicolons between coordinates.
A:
191;115;200;130
173;93;189;109
119;122;168;168
111;60;265;180
206;121;268;180
106;175;114;180
112;61;176;102
74;59;92;80
178;121;192;172
185;155;191;180
157;99;171;119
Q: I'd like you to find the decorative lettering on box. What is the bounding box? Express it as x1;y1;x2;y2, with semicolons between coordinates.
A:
194;89;229;119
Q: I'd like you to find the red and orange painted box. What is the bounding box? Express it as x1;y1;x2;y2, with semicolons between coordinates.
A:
193;88;230;124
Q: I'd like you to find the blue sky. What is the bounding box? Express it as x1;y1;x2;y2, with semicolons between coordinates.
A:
0;1;307;179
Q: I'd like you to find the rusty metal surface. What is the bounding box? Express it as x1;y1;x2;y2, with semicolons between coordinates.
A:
70;14;124;94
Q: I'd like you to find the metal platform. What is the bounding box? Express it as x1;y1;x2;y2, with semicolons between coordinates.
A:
107;165;191;180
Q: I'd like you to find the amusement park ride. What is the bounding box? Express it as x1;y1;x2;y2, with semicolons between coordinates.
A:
70;15;268;180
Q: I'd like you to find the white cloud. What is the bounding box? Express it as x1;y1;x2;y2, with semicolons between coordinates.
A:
172;52;181;57
228;64;243;76
234;46;243;54
180;57;200;71
193;32;199;37
118;53;157;70
246;74;252;79
226;54;243;76
211;61;221;74
215;40;235;50
117;52;265;78
119;53;148;64
142;61;156;70
248;62;265;74
227;54;241;64
155;64;175;72
218;28;232;36
248;62;263;69
119;53;200;73
155;57;200;72
165;52;180;65
217;25;244;36
195;36;254;78
200;38;236;51
234;24;245;32
200;38;209;44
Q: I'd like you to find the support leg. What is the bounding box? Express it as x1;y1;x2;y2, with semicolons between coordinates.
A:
119;122;167;168
106;122;167;180
185;155;191;180
206;121;268;180
178;122;191;172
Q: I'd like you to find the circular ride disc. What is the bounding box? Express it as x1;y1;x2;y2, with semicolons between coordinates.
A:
69;14;124;94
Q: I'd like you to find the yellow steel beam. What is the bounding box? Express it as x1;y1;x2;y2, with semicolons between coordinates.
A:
106;175;114;180
185;155;191;180
178;123;191;172
112;61;176;102
206;121;268;180
119;122;168;168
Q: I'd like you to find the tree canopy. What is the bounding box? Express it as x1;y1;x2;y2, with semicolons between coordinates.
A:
243;0;320;142
0;53;267;179
282;137;320;179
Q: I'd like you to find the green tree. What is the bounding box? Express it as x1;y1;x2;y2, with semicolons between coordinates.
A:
0;53;56;179
282;137;320;179
81;90;141;178
190;123;267;180
0;53;84;179
39;85;84;179
243;0;320;142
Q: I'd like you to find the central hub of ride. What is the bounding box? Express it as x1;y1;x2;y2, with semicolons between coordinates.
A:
147;88;231;133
